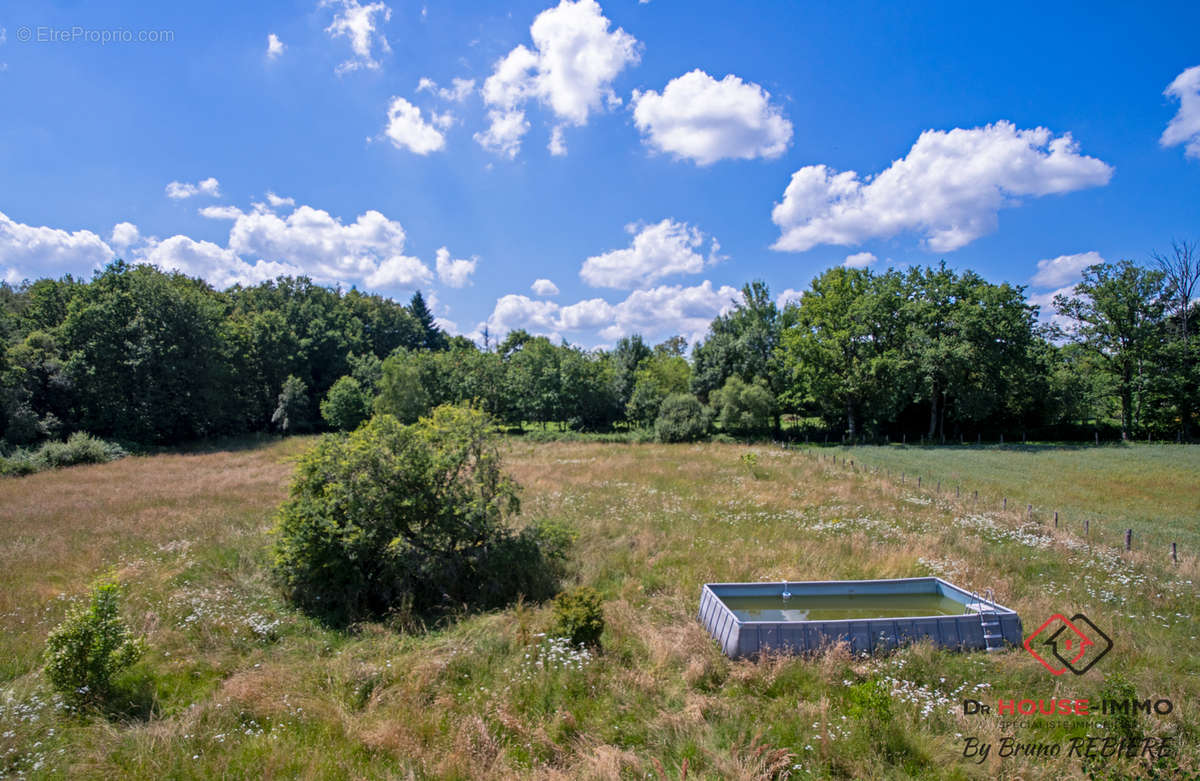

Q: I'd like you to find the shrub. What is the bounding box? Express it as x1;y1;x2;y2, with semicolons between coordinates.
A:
272;405;564;626
320;375;371;431
551;586;605;647
35;432;127;469
654;393;710;443
711;376;774;437
44;578;145;709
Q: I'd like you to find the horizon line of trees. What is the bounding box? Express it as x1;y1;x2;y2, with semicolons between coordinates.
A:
0;242;1196;450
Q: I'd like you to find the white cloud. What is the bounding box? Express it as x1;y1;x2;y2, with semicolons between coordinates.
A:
165;177;221;200
474;110;529;158
383;97;446;154
266;192;295;209
776;288;803;308
266;33;286;60
137;235;300;289
323;0;391;74
226;203;416;283
1162;65;1200;159
417;76;476;102
435;246;477;287
478;0;640;157
531;278;560;296
580;218;717;289
109;222;140;250
364;254;434;288
483;279;738;345
631;70;792;165
842;251;877;269
548;125;567;156
0;210;113;282
199;205;244;220
486;294;564;339
1030;251;1104;288
771;121;1113;253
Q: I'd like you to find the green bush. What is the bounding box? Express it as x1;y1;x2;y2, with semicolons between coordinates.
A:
35;432;127;469
272;405;565;626
654;393;710;443
550;586;605;647
320;375;371;431
44;578;145;709
711;376;774;437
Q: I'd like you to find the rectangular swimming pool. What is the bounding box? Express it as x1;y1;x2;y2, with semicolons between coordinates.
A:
698;577;1022;658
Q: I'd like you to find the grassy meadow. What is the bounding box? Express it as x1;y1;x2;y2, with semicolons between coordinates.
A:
0;438;1197;779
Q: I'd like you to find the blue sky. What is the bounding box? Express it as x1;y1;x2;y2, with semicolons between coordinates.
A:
1;0;1198;346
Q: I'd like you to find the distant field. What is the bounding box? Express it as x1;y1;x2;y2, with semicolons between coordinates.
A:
0;439;1196;779
810;443;1200;553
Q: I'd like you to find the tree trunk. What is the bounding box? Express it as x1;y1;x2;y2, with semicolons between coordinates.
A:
846;399;857;441
927;378;939;440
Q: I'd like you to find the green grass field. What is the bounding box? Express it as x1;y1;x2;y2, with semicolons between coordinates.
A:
0;439;1197;779
811;443;1200;552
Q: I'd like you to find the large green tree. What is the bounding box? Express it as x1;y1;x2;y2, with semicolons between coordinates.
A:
1054;260;1166;440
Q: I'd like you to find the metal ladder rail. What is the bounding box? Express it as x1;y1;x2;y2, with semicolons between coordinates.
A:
977;588;1004;652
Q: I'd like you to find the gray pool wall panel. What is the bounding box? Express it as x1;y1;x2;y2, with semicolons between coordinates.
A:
698;577;1022;658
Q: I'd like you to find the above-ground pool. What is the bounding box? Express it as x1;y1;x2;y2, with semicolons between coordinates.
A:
698;577;1022;658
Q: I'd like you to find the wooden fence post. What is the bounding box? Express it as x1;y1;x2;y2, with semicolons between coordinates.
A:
1125;529;1132;552
1172;542;1178;563
1054;511;1058;528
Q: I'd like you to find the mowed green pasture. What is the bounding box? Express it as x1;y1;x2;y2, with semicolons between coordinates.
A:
811;443;1200;553
0;439;1196;779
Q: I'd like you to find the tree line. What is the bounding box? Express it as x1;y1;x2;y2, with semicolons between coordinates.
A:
0;244;1196;450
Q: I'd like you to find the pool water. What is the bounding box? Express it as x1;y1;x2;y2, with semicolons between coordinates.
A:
721;593;967;622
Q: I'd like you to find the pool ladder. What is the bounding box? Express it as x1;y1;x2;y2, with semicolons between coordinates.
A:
976;588;1004;652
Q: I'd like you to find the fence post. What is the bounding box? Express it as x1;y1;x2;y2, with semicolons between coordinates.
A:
1085;519;1089;536
1054;511;1058;528
1172;542;1178;563
937;479;941;493
918;476;922;488
1003;497;1007;510
1125;529;1132;552
1027;503;1033;521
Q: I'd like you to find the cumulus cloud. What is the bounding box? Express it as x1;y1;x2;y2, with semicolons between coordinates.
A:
477;0;640;157
266;33;285;60
109;222;141;250
383;97;446;154
323;0;391;74
631;70;792;165
0;198;463;295
580;219;719;289
266;192;295;209
417;76;476;102
1162;65;1200;159
364;254;434;288
842;251;877;269
771;121;1113;253
0;211;114;282
226;203;414;283
198;205;244;220
435;246;477;287
137;235;300;289
531;278;560;296
483;279;739;345
1030;250;1104;289
776;288;803;308
474;110;530;159
165;177;221;200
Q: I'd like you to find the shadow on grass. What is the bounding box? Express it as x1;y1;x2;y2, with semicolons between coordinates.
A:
99;668;160;723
